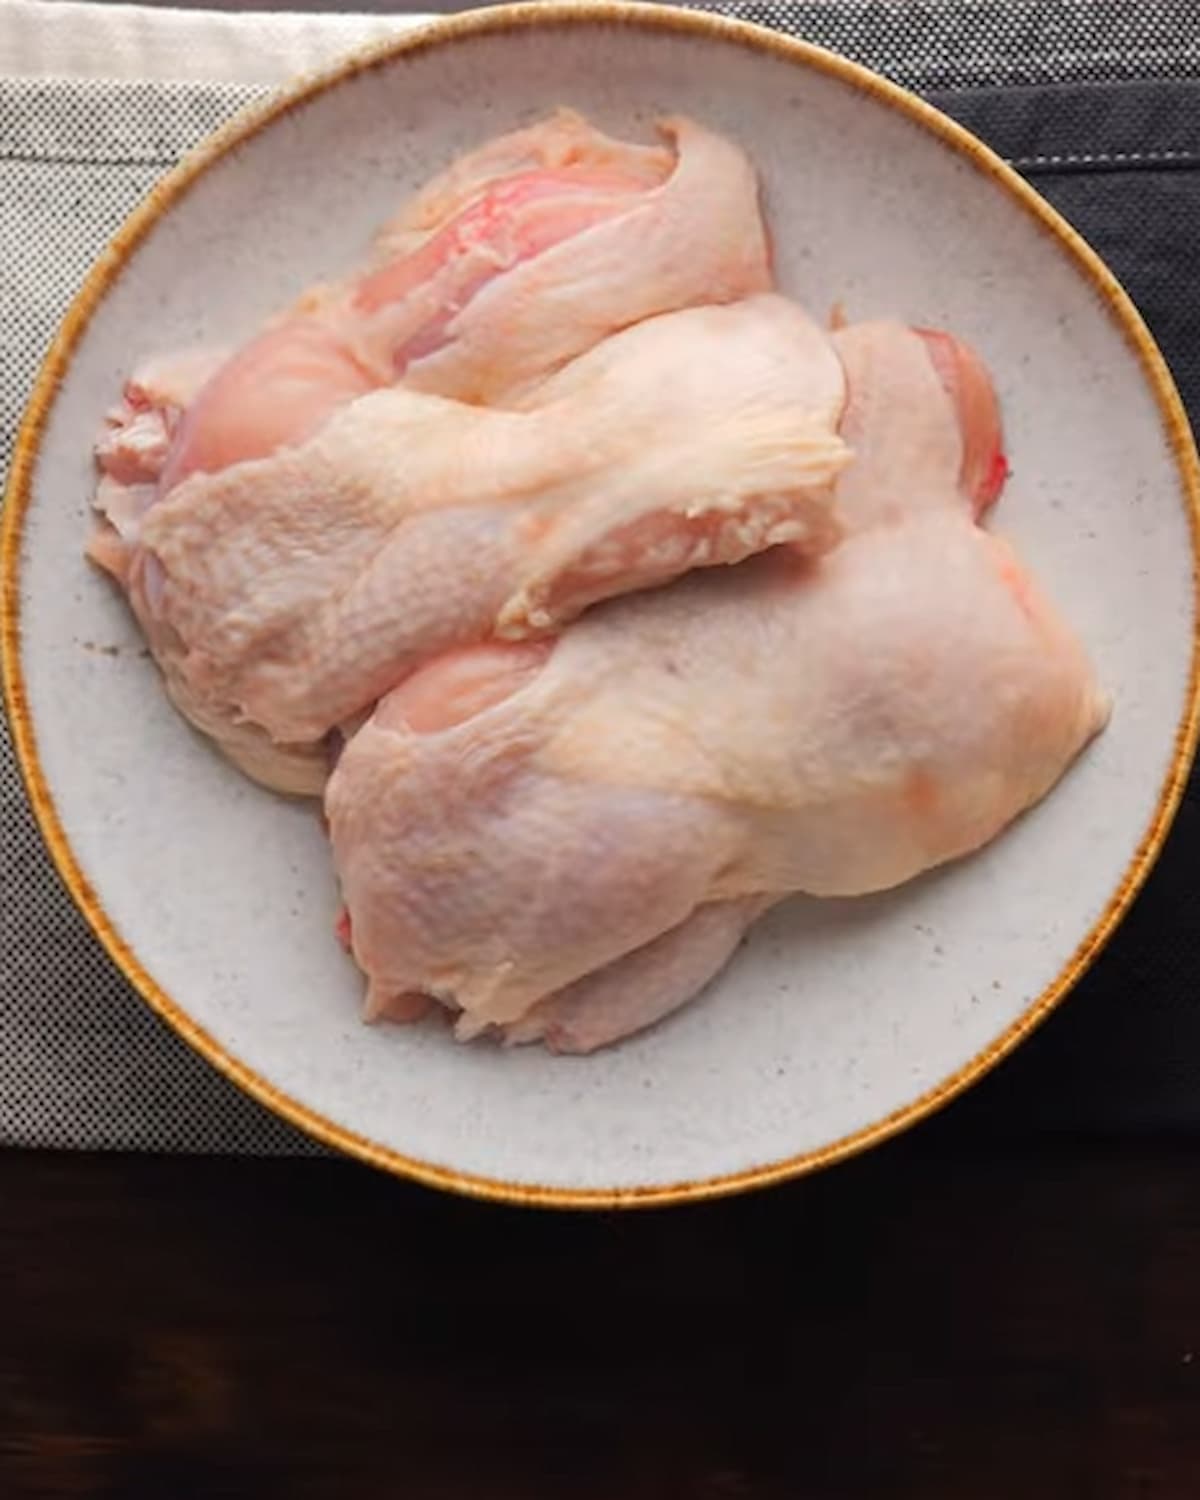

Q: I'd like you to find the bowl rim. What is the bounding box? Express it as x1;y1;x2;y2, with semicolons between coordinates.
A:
4;0;1199;1209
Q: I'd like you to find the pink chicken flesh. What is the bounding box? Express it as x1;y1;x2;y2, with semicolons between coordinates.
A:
326;321;1107;1052
106;295;848;790
95;110;767;516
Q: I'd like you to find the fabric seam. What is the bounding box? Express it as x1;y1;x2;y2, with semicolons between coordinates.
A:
1013;149;1200;171
8;149;1200;174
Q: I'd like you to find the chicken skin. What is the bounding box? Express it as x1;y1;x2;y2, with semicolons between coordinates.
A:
101;296;847;788
327;323;1106;1049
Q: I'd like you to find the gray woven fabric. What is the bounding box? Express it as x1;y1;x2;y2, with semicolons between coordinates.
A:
707;0;1200;88
0;78;311;1153
1;2;1196;1155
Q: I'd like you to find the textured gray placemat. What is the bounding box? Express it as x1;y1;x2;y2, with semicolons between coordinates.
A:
0;76;315;1153
2;1;1195;1155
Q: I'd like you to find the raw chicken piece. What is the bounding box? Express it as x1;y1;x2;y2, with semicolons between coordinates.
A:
89;111;774;791
94;109;767;518
120;296;849;771
364;111;771;405
327;323;1107;1050
90;348;228;580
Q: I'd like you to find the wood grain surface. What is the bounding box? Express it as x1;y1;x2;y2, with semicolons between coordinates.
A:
2;1136;1198;1498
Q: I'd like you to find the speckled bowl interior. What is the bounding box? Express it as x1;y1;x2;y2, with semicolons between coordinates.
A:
6;5;1197;1204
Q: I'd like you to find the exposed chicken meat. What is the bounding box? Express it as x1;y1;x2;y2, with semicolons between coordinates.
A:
364;111;770;406
326;323;1106;1050
90;348;227;579
114;296;849;770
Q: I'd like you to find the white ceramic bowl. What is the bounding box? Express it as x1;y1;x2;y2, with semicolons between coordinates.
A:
4;3;1198;1206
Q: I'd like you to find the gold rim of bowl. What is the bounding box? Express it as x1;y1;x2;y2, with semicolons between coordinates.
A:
4;1;1199;1208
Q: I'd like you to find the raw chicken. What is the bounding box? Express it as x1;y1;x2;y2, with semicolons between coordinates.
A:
89;111;776;791
113;296;850;777
83;108;1107;1057
326;322;1107;1050
94;111;767;520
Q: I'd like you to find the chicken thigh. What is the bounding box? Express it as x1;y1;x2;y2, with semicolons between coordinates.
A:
326;322;1107;1050
112;296;849;785
89;113;781;791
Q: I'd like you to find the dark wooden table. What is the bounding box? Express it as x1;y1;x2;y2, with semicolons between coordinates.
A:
2;1131;1198;1498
